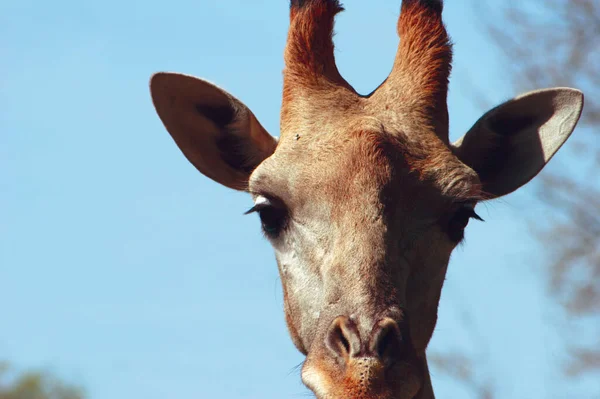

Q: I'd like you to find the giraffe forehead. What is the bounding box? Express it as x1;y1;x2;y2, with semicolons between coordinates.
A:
256;126;478;204
257;130;397;192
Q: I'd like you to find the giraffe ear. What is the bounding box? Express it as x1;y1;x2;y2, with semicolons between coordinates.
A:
150;73;277;191
453;88;584;198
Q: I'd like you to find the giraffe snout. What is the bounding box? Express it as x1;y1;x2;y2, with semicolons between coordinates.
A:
302;313;422;399
325;316;411;373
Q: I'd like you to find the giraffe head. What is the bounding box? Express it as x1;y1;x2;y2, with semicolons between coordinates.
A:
149;1;583;397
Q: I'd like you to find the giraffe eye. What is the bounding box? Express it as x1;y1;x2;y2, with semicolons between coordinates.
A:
245;196;288;237
447;204;484;242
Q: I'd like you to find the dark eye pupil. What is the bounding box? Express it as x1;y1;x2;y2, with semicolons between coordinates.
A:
258;207;286;235
447;207;476;242
453;209;472;229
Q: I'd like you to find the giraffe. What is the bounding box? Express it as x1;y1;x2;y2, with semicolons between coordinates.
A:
149;1;584;398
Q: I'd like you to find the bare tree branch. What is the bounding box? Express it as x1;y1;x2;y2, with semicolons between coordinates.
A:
480;0;600;380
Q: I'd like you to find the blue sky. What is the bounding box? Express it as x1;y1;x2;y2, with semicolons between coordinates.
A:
1;1;594;398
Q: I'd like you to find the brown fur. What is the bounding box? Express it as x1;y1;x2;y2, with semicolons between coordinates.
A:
149;1;583;398
371;0;452;142
282;1;360;137
267;3;464;397
286;1;344;85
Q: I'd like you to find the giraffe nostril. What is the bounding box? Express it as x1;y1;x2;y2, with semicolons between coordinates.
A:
370;318;403;366
329;323;351;355
376;326;394;359
325;316;361;361
324;315;412;371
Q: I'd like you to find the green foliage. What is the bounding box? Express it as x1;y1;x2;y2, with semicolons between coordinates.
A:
0;364;84;399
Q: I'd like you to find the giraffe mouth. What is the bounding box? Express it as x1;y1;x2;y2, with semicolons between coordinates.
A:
302;355;423;399
300;315;424;399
